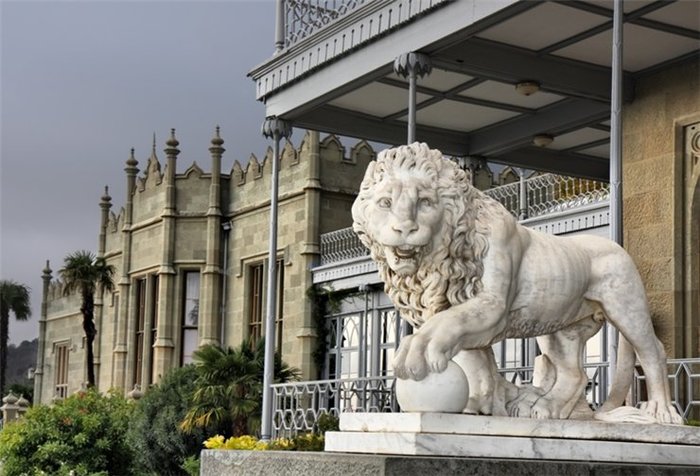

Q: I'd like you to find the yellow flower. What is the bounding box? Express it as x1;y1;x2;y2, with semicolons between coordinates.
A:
203;435;225;449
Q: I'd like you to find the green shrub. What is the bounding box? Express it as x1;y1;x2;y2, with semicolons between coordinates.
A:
0;389;135;476
181;340;299;438
316;412;339;434
127;365;209;476
181;455;200;476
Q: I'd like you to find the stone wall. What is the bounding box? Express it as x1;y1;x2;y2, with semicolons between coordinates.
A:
40;286;84;403
623;58;700;357
38;131;375;401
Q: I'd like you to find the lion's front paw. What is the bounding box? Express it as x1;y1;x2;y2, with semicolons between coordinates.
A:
425;340;451;374
393;334;429;380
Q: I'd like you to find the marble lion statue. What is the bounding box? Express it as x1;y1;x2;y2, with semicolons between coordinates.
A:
351;142;682;425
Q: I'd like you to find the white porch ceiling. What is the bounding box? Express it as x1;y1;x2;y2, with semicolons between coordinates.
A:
250;0;700;180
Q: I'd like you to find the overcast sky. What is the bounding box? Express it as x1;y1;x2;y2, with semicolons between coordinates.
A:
1;0;277;343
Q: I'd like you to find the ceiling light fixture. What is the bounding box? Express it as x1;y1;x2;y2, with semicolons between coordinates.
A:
533;134;554;147
515;80;540;96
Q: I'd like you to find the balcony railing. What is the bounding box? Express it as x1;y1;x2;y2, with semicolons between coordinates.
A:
484;173;609;219
318;173;609;266
319;227;369;265
272;375;397;438
284;0;367;47
270;359;700;438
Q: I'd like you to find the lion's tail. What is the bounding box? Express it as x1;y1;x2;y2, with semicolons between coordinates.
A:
593;335;654;423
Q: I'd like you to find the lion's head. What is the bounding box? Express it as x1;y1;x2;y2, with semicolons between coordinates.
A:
352;142;490;327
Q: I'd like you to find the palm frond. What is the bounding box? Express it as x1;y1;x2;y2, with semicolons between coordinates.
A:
0;280;31;320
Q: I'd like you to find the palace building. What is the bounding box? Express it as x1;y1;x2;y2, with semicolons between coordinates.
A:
35;1;699;431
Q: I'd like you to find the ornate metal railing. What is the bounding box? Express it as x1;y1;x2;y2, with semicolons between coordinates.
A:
319;226;369;265
484;173;609;218
318;173;609;266
270;359;700;437
271;376;397;438
285;0;367;47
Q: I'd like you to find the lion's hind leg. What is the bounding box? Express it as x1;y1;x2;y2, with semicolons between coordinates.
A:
528;316;602;420
601;310;682;424
591;262;683;424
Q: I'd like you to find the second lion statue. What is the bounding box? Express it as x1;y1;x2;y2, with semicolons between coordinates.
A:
351;142;682;425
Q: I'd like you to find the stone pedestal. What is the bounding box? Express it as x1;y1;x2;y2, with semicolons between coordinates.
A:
325;413;700;466
200;413;700;475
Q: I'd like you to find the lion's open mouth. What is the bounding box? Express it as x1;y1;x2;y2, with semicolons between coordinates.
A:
394;246;420;260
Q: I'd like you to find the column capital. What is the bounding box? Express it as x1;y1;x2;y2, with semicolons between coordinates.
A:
261;117;292;140
393;52;432;78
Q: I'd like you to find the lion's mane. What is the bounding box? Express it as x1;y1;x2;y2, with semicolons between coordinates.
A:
352;143;493;328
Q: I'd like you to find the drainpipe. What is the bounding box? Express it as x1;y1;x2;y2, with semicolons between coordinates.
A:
607;0;624;391
220;221;231;345
275;0;285;53
260;117;292;441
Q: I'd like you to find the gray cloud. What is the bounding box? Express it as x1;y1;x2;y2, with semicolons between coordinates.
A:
1;0;276;343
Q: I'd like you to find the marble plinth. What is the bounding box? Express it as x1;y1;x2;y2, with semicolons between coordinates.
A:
325;413;700;467
200;450;700;475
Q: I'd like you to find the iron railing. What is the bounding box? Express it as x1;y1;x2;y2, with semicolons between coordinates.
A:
284;0;367;47
271;375;397;438
484;173;609;218
270;359;700;437
319;227;369;265
318;173;609;266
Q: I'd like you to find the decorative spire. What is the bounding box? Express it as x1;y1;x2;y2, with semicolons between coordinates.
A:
125;148;138;171
209;125;225;156
149;133;158;161
100;186;112;205
164;128;180;157
42;260;52;280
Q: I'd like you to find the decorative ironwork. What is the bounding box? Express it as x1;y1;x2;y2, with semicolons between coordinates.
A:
484;173;609;218
271;358;700;437
285;0;367;47
319;227;369;265
318;173;609;266
271;376;397;438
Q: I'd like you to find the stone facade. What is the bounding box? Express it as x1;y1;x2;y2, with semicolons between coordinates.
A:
622;59;700;358
33;57;700;402
34;130;375;403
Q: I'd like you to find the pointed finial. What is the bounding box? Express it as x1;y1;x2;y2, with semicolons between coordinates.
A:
126;148;138;168
166;128;179;147
209;125;225;155
43;260;52;277
164;129;180;157
100;185;112;210
148;133;159;161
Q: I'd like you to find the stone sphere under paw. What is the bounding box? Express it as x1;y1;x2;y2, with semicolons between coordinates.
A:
395;361;469;413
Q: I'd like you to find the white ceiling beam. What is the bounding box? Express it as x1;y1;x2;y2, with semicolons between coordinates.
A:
433;38;634;103
467;98;610;156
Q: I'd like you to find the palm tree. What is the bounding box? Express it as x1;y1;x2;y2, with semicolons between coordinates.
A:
59;250;115;388
181;338;299;437
0;280;31;397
